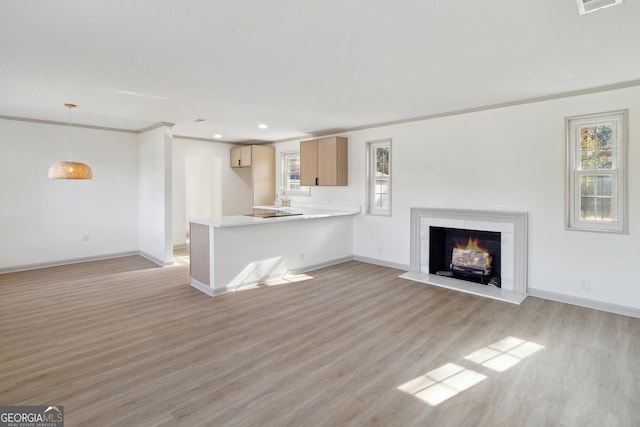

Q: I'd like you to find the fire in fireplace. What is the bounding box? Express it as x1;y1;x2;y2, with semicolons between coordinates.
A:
452;236;492;275
429;227;501;287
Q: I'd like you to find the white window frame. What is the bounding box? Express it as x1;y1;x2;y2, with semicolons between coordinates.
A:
281;151;310;196
566;110;627;233
367;139;392;216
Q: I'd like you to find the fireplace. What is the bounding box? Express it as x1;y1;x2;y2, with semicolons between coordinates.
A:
429;227;501;287
401;208;528;304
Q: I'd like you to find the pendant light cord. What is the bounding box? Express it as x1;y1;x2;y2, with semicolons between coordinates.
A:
65;103;76;161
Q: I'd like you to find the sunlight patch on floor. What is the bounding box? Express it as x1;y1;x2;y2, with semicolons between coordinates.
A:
231;272;315;293
398;336;545;406
464;336;545;372
398;363;486;406
172;255;190;266
264;273;314;286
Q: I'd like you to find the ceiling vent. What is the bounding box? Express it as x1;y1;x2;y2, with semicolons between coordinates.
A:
576;0;623;15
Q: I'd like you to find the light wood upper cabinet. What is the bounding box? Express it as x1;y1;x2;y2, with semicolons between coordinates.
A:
300;136;348;186
250;145;275;206
300;139;318;186
230;145;275;206
230;145;252;168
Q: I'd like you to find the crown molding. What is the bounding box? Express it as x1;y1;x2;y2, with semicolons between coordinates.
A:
3;79;639;142
172;134;232;144
138;122;175;133
0;115;176;135
274;78;640;143
0;114;139;134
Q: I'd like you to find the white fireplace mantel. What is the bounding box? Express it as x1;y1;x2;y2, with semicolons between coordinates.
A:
400;207;528;304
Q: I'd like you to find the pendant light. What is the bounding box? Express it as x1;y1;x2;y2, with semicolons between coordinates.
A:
48;103;93;180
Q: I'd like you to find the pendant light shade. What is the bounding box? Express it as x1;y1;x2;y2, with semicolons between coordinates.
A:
49;103;93;180
48;161;93;179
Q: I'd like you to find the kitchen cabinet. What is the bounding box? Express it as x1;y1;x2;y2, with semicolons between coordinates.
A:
250;145;275;206
300;136;348;186
230;145;252;168
230;144;275;206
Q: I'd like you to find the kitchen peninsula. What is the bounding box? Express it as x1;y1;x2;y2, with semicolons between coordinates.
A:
189;205;359;296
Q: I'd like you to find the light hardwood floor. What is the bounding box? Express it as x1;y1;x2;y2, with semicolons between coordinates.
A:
1;253;639;426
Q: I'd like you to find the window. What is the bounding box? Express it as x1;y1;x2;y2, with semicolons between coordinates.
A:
367;139;392;216
566;110;627;233
281;151;309;196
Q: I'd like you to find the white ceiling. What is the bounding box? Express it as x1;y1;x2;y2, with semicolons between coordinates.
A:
1;0;639;143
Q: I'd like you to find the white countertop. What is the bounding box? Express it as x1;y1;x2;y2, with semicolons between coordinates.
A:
190;204;360;228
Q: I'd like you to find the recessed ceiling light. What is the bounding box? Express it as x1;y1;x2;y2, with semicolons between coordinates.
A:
213;134;222;139
258;124;268;129
193;118;207;123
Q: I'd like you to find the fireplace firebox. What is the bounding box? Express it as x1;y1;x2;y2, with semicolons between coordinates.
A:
429;227;501;287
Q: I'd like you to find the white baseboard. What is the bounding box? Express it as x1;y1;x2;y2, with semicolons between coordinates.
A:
0;249;178;274
352;255;409;271
190;279;215;296
0;251;141;274
290;256;355;274
139;251;174;267
528;287;640;319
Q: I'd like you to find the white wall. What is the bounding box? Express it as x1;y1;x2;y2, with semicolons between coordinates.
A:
0;118;140;270
138;126;173;265
172;137;252;246
185;154;222;224
274;85;640;311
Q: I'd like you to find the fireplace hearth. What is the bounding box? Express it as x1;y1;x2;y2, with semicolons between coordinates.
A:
401;208;528;304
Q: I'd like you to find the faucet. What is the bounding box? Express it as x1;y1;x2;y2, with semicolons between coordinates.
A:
275;187;290;207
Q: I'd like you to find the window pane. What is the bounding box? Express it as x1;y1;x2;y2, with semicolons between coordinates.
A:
376;147;389;175
580;197;595;220
595;175;610;196
581;175;612;198
580;196;613;222
374;193;382;208
380;194;389;208
285;155;295;190
283;152;308;194
579;123;613;170
580;175;594;196
596;125;612;148
598;198;612;222
375;178;388;195
368;140;392;215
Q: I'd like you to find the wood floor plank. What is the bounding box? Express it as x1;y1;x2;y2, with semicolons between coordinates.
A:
1;255;639;426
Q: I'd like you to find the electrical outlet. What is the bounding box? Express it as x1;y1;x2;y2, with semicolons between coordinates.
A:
377;246;383;254
580;278;591;290
83;234;90;242
300;252;305;261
